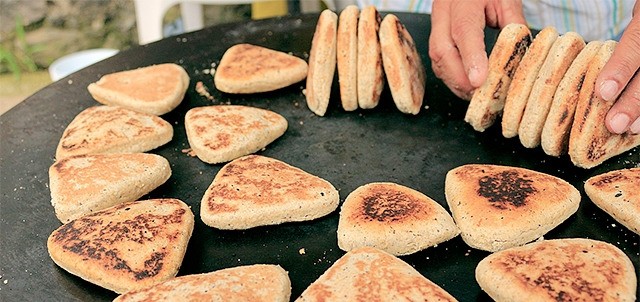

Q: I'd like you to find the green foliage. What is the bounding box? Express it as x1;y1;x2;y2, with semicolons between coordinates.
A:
0;15;43;79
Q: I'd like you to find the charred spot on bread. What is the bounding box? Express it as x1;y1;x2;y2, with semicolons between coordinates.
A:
477;171;537;209
357;189;421;222
505;34;532;78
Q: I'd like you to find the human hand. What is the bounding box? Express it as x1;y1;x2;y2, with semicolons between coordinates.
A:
429;0;526;100
597;1;640;134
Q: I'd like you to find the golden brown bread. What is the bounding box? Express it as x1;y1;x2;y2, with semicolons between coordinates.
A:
87;63;189;116
296;247;457;302
445;164;580;252
184;105;287;164
49;153;171;223
214;43;308;94
518;32;585;148
541;40;603;156
336;5;359;111
200;155;339;229
337;182;459;256
584;167;640;235
502;26;559;138
568;40;640;168
55;105;173;160
476;238;637;302
465;23;531;132
379;14;426;115
305;9;338;116
47;198;194;294
356;5;385;109
114;264;291;302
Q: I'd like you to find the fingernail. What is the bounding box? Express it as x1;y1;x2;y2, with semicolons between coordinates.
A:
610;113;631;134
600;80;618;101
630;118;640;134
468;67;481;87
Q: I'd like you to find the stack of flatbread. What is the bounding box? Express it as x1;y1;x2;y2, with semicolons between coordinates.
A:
47;198;195;294
337;182;458;256
445;164;580;252
306;6;426;116
88;63;189;116
466;25;639;168
296;247;457;301
476;238;637;301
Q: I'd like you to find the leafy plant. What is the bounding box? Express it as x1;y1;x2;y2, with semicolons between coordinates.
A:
0;15;43;79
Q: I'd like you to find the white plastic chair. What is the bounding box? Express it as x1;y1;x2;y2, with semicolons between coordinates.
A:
134;0;337;44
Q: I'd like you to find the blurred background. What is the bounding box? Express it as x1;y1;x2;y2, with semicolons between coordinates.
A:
0;0;342;115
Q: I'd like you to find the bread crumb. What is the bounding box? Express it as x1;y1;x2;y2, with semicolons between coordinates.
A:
299;248;306;255
3;280;7;284
195;81;214;101
67;79;73;84
299;121;304;125
181;148;197;157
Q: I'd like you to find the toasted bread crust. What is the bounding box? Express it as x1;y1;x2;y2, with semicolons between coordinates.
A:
465;23;531;132
47;198;194;294
337;5;359;111
115;265;291;302
55;106;173;160
380;14;426;115
214;44;308;94
337;182;459;256
518;32;585;148
502;26;559;138
476;238;637;302
201;155;339;229
357;5;385;109
296;247;457;302
306;9;338;116
568;40;640;168
445;164;580;252
185;105;287;164
585;168;640;235
88;63;189;116
49;153;171;222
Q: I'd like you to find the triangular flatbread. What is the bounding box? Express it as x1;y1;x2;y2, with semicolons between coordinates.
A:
47;198;194;294
336;5;359;111
55;105;173;160
476;238;637;302
49;153;171;223
306;9;338;116
445;164;580;252
337;182;459;256
88;63;189;115
585;167;640;235
296;247;457;302
214;44;308;94
184;105;287;164
200;155;339;229
569;40;640;168
114;264;291;302
356;5;385;110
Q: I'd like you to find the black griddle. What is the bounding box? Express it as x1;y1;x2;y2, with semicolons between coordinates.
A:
0;12;638;301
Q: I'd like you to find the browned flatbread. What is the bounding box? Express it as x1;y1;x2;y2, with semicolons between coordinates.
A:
296;247;457;301
88;63;189;116
55;105;173;160
518;32;585;148
502;26;559;138
357;5;385;109
306;9;338;116
336;5;359;111
114;264;291;302
49;153;171;223
541;40;603;156
476;238;637;302
214;43;308;94
568;40;640;168
465;23;531;132
379;14;426;115
200;155;339;229
47;198;194;294
445;164;580;252
584;167;640;235
337;182;458;256
184;105;287;164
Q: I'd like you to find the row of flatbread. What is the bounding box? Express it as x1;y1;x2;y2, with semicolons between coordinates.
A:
465;24;640;168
